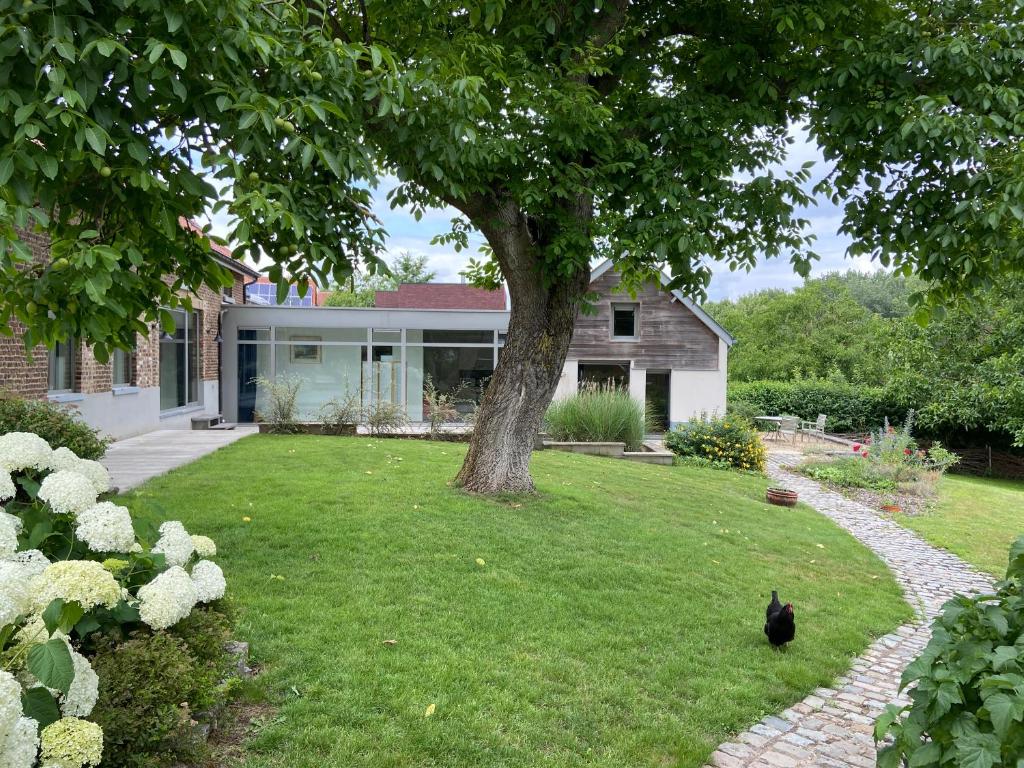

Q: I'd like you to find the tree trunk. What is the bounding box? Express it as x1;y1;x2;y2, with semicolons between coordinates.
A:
453;196;591;493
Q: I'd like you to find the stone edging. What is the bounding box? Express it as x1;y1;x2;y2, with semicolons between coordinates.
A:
704;456;993;768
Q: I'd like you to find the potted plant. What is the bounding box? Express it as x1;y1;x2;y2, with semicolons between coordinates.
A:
766;487;798;507
880;495;902;514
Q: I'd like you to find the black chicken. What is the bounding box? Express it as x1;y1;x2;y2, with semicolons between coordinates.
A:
764;590;796;648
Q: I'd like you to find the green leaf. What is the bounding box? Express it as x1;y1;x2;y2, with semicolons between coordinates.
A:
874;704;902;740
983;692;1023;738
95;39;116;57
74;614;102;637
990;645;1019;671
27;639;75;694
955;733;1001;768
41;598;85;635
908;741;942;766
545;16;556;35
169;49;187;69
21;687;61;730
0;156;13;185
110;600;140;624
84;125;106;155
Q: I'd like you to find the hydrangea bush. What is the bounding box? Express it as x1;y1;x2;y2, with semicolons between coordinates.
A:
0;431;229;768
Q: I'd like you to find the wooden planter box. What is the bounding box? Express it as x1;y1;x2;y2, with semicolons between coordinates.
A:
766;487;799;507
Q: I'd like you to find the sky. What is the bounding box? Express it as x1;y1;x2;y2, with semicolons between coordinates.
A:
201;126;878;303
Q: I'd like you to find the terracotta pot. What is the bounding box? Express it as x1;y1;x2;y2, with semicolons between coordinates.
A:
766;487;798;507
881;503;901;514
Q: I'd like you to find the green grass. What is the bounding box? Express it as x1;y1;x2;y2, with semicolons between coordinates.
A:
120;436;910;768
898;474;1024;577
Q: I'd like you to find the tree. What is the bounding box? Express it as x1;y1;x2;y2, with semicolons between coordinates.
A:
3;0;1024;493
322;251;436;306
705;278;892;384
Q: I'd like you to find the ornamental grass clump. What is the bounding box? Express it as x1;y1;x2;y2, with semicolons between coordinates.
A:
875;535;1024;766
0;430;237;768
665;413;767;472
544;383;648;451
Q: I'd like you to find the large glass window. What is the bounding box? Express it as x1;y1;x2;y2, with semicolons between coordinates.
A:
274;342;367;417
409;329;493;344
406;346;493;420
48;340;76;392
579;362;629;390
160;309;201;410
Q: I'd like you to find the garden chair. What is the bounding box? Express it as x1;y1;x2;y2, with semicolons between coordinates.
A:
799;414;827;441
778;415;799;443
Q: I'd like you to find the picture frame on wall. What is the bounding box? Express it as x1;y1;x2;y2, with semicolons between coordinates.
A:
289;336;322;363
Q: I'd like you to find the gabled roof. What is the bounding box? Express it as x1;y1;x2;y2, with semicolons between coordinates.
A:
590;259;735;346
374;283;508;311
178;218;261;279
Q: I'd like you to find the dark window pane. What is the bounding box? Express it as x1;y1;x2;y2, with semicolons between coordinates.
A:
238;328;270;342
420;330;493;344
48;340;75;391
112;349;133;386
612;306;637;338
579;363;630;390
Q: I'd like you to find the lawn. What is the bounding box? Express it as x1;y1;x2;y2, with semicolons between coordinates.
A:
898;474;1024;577
120;436;909;768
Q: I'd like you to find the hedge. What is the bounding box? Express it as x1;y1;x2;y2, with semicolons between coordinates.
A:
727;380;911;434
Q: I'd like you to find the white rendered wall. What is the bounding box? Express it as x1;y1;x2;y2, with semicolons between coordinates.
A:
552;358;578;400
668;339;729;427
68;381;219;440
628;365;646;405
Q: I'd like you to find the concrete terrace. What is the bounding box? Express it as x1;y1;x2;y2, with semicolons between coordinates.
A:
101;426;258;491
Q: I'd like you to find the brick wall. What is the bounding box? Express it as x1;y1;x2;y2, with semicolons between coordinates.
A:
4;228;253;400
1;229;51;398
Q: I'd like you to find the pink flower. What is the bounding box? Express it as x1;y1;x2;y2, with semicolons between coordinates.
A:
852;443;861;452
861;450;869;457
904;448;912;455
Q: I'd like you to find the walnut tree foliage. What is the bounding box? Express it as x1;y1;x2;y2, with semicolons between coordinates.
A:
2;0;1024;355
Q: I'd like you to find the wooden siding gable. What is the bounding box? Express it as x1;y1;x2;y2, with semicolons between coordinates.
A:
567;270;720;370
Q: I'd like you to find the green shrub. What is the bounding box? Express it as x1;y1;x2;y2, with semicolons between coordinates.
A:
544;385;648;451
876;536;1024;766
171;604;235;675
254;374;303;433
801;458;898;491
664;414;766;471
89;632;222;768
728;380;910;433
0;392;110;458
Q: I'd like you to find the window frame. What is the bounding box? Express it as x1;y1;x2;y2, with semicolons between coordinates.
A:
610;302;640;341
48;339;77;394
111;347;135;388
159;308;203;412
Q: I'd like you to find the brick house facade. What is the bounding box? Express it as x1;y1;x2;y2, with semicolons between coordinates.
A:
1;225;258;439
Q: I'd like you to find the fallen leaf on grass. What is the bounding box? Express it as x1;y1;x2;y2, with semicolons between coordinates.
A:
383;639;398;646
475;558;486;566
424;703;436;717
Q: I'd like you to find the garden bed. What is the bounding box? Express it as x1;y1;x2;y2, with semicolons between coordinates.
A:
543;440;675;465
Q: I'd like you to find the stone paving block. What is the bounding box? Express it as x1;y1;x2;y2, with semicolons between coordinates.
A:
698;454;993;767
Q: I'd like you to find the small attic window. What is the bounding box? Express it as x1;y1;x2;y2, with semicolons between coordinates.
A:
611;303;639;340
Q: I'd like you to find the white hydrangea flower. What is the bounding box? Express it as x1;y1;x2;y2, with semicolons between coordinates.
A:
74;502;136;554
60;645;99;718
14;614;52;648
0;669;21;739
0;553;48;620
0;510;22;534
69;460;109;495
137;566;198;630
37;471;97;517
35;561;121;612
0;473;15;503
0;715;39;768
190;534;217;558
40;716;103;768
47;447;80;472
0;516;17;558
0;432;53;473
191;560;226;603
152;521;194;568
0;593;18;629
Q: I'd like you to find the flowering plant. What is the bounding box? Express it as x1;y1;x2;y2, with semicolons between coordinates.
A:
0;430;229;767
853;412;959;477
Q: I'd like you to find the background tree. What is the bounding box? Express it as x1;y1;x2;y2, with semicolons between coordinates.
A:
3;0;1024;493
706;276;892;384
322;251;436;307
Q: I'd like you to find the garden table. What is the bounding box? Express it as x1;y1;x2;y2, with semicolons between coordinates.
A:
754;415;783;440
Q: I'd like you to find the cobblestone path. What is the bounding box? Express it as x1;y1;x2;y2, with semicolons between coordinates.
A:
704;455;992;768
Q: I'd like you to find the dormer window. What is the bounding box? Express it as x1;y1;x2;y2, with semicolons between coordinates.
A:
611;303;639;340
